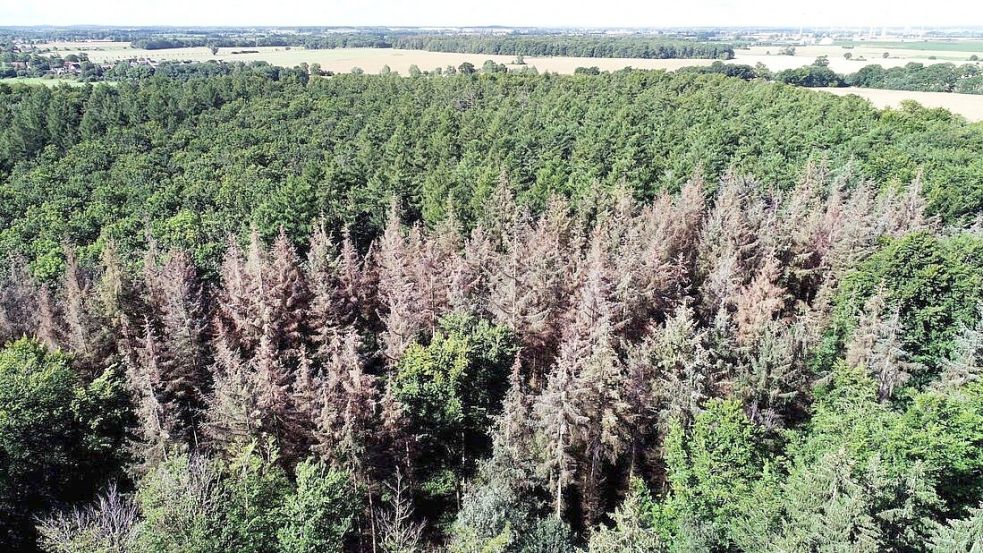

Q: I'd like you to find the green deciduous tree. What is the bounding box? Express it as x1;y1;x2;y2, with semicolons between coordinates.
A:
0;339;128;551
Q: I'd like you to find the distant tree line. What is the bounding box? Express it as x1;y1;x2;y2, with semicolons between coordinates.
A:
679;58;983;95
384;35;736;60
1;54;313;82
127;32;737;60
301;33;404;50
848;62;983;94
130;35;304;50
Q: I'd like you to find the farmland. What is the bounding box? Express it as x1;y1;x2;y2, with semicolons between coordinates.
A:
734;44;982;72
0;76;91;86
812;86;983;121
38;38;983;75
835;40;983;53
38;41;719;73
32;38;983;74
24;39;983;121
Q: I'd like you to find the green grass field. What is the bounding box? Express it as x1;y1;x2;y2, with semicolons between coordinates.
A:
836;40;983;53
0;77;89;87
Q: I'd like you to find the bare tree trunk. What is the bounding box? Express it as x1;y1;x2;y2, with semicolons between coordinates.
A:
368;491;377;553
555;473;563;519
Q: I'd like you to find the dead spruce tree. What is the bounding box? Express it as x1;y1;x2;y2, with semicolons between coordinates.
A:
377;199;427;363
208;229;314;461
132;248;210;455
846;287;919;401
533;235;629;525
0;166;945;547
0;256;39;344
314;329;379;483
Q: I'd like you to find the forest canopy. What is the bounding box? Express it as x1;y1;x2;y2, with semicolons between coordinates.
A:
1;69;982;279
1;63;983;553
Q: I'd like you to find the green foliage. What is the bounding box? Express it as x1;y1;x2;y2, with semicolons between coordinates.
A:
451;458;574;553
395;333;469;437
388;35;735;60
452;474;527;548
847;62;983;94
135;444;290;553
823;232;983;377
134;454;225;553
253;174;319;244
767;446;942;552
450;524;513;553
3;71;983;277
773;451;896;552
394;313;516;446
518;517;577;553
71;367;132;460
930;503;983;552
0;338;128;551
51;449;351;553
394;313;517;515
794;363;983;504
452;514;573;553
646;363;983;551
775;60;845;87
759;364;983;551
587;479;665;553
219;445;291;553
793;365;894;466
679;61;760;80
277;459;356;553
451;525;513;553
655;399;763;549
889;383;983;511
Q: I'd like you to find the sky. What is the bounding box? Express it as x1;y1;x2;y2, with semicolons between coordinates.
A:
2;0;982;29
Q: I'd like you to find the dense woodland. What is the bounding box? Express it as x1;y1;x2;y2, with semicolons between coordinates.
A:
382;36;735;60
846;62;983;95
687;58;983;95
2;27;736;60
2;70;983;272
125;34;736;60
2;67;983;552
766;57;983;94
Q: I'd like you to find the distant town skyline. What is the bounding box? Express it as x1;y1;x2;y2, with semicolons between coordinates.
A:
2;0;982;30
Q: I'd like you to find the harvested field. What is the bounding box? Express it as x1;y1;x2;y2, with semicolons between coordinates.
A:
39;40;983;76
732;45;982;73
811;87;983;122
40;42;717;74
29;41;983;122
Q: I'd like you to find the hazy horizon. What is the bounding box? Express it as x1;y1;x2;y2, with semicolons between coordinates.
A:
3;0;982;31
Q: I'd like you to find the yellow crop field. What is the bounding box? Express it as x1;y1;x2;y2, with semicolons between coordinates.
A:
39;40;983;77
40;41;717;74
33;40;983;121
812;87;983;122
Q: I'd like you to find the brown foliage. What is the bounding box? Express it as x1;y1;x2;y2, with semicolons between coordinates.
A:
0;167;935;539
